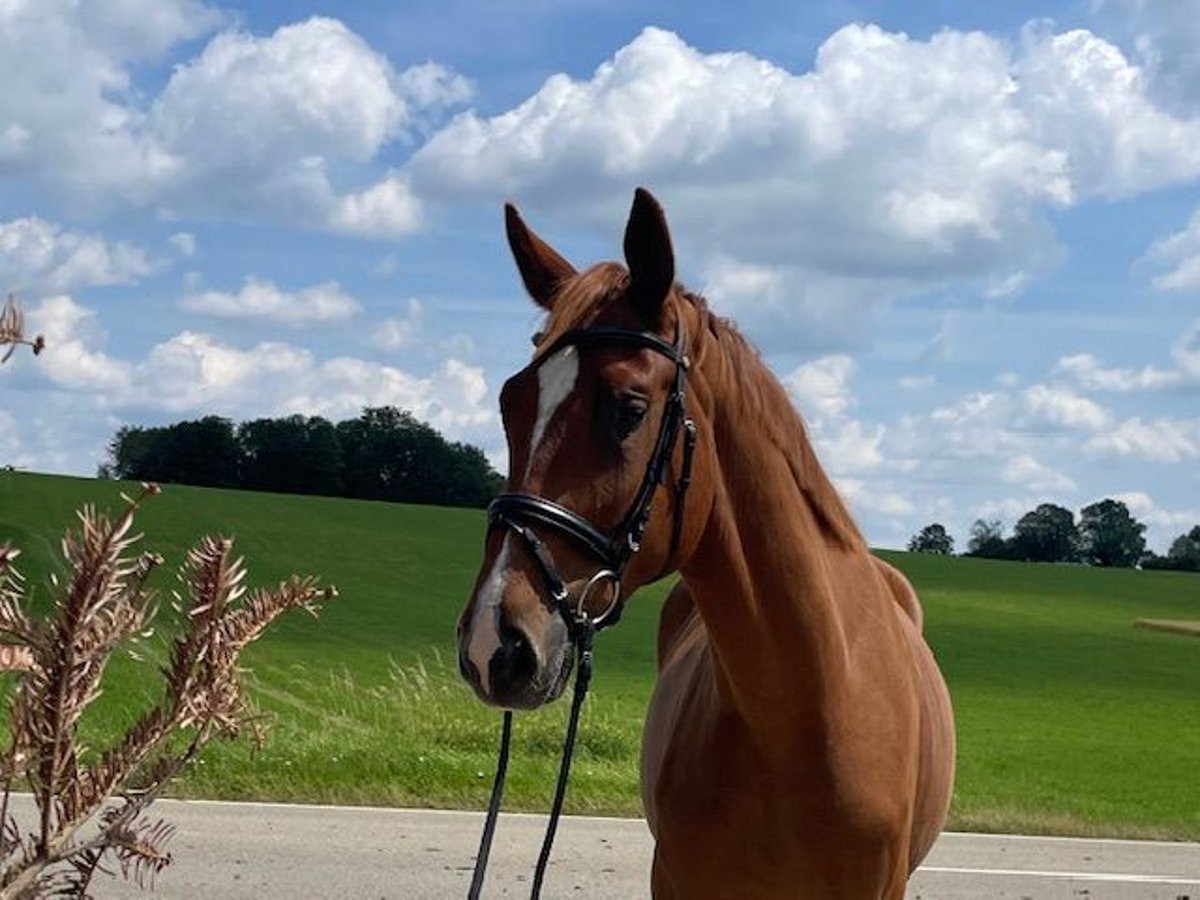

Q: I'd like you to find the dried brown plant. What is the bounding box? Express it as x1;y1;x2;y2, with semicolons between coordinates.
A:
0;295;45;365
0;484;336;898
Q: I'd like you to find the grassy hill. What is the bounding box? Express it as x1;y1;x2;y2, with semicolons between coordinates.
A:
1;470;1198;839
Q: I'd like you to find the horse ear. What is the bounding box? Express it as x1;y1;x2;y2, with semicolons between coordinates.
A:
623;187;675;325
505;203;577;311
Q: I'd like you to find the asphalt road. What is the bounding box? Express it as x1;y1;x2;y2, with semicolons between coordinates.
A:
9;798;1196;898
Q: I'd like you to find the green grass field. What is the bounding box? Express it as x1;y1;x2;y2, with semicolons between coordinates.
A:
1;470;1198;839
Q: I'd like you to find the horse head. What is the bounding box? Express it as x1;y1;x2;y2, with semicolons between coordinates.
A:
456;189;711;709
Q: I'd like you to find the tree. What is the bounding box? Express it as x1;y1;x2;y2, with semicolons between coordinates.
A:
965;519;1009;559
908;523;954;555
1011;503;1078;563
105;418;240;488
1166;526;1200;571
1078;499;1146;568
238;415;343;497
336;407;501;508
104;407;502;510
1146;525;1200;572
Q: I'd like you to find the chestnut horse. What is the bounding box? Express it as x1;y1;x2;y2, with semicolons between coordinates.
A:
456;189;955;898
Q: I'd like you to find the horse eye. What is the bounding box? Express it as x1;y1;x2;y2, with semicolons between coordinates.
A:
614;397;648;441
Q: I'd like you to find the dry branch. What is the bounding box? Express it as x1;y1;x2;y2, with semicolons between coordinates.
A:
0;485;336;898
0;295;44;365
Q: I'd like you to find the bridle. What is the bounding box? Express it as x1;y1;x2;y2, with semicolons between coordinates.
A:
467;319;697;899
489;321;697;632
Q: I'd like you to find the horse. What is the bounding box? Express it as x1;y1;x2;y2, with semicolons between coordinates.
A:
456;188;955;899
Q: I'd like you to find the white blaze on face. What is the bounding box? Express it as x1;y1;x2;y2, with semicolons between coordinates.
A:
468;346;578;696
526;345;579;477
468;536;511;696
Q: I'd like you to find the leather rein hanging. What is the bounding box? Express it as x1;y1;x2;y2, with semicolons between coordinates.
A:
467;321;697;899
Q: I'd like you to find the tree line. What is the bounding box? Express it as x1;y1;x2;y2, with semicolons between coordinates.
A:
908;500;1200;572
101;407;505;509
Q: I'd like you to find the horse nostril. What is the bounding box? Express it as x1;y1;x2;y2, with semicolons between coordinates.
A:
458;645;481;687
489;610;538;703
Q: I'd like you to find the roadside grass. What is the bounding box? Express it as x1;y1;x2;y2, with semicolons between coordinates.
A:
1;471;1198;839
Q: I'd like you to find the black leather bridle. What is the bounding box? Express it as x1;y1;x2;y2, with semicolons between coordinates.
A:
487;322;697;633
467;320;697;899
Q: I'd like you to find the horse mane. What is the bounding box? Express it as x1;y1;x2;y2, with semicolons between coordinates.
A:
685;292;866;553
537;262;865;553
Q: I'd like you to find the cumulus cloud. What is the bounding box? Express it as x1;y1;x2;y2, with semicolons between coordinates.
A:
132;333;494;432
1109;490;1200;531
0;8;468;235
1022;383;1112;430
23;298;493;435
1086;416;1200;462
405;23;1200;346
22;295;132;394
411;25;1069;276
181;277;361;325
0;217;153;292
1016;24;1200;198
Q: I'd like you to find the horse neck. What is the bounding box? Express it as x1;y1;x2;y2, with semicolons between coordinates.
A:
679;333;873;724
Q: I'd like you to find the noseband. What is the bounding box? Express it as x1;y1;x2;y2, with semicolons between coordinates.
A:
467;320;697;899
487;322;697;633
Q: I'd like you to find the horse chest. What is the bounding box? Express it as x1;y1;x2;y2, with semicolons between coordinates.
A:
642;632;912;898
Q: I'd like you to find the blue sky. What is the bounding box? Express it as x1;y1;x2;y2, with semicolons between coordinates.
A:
2;0;1199;552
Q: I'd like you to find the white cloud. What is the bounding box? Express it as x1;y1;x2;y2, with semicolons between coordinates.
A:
999;454;1077;493
1054;352;1180;391
15;297;495;443
135;331;313;413
1110;490;1200;531
782;354;855;418
372;298;424;352
181;277;361;325
836;478;915;517
0;217;153;292
1015;24;1200;198
1086;416;1200;462
405;22;1200;347
283;357;493;434
0;9;467;235
0;0;217;203
1022;383;1112;430
411;24;1070;282
1144;208;1200;291
329;173;423;237
22;295;132;393
813;419;886;475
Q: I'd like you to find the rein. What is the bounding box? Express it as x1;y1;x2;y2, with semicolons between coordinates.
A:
466;321;695;899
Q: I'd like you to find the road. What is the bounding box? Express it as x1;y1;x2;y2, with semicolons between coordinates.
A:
9;798;1195;898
